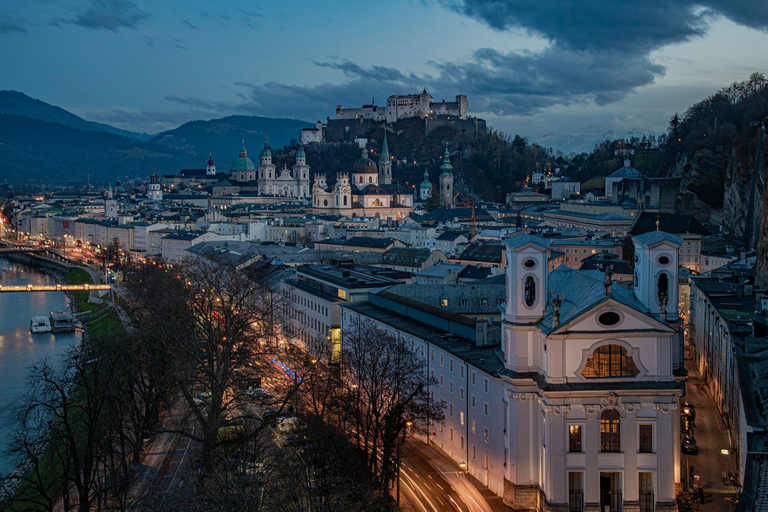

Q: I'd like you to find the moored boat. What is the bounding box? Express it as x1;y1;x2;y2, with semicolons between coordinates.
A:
50;310;75;333
30;315;52;333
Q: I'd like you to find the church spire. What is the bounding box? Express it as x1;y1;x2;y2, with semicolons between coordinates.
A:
381;131;389;158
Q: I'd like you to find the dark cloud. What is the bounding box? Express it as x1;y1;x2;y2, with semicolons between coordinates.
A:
170;37;189;51
70;0;148;32
0;16;28;34
181;19;199;30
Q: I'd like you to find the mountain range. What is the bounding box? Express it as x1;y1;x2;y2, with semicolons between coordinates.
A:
0;91;311;184
539;129;661;155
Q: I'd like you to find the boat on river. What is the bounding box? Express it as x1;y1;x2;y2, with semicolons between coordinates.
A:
50;310;75;332
30;316;52;333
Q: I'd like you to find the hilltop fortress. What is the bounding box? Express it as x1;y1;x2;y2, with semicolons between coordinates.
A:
301;90;483;144
335;89;468;123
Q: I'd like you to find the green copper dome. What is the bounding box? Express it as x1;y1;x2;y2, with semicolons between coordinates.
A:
440;146;453;176
231;140;256;172
260;139;272;159
420;169;433;190
296;143;306;160
353;148;377;174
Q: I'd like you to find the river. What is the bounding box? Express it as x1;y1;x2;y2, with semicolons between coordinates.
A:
0;258;80;474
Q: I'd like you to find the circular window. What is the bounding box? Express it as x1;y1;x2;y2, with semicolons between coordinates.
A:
523;258;537;269
658;255;670;265
598;311;621;326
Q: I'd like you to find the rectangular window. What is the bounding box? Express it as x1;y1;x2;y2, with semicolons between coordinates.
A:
460;436;464;449
484;428;489;443
471;420;476;435
460;411;464;425
472;444;476;459
460;387;464;399
460;298;468;306
471;395;476;408
479;298;488;306
639;472;654;512
484;378;489;393
460;366;464;378
440;376;444;387
440;354;444;366
450;428;454;441
484;403;489;416
569;425;583;452
449;359;454;372
449;382;454;393
471;371;476;386
484;454;489;468
431;349;434;361
639;424;653;453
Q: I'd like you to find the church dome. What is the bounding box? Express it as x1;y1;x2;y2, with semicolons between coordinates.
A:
296;144;306;160
353;148;378;174
440;146;453;176
260;140;272;159
231;140;256;172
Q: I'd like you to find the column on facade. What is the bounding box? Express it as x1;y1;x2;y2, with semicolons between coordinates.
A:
655;404;677;504
623;407;640;512
546;407;568;508
584;408;601;512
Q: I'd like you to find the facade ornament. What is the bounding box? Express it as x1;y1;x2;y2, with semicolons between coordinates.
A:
510;392;538;402
542;404;570;415
583;404;603;415
620;403;642;414
552;295;562;327
654;403;678;413
602;392;621;408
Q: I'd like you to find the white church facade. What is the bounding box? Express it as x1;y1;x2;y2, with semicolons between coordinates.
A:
341;231;685;512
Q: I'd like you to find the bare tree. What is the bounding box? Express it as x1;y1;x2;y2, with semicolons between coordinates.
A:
341;318;444;494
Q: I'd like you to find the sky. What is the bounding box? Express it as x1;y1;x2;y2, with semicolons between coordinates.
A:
1;0;768;143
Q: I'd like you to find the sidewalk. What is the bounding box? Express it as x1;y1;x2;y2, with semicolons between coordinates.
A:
683;359;738;512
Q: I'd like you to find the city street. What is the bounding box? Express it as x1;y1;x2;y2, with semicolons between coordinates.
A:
683;359;739;512
400;438;511;512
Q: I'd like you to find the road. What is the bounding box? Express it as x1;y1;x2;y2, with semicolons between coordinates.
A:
400;438;511;512
683;359;739;512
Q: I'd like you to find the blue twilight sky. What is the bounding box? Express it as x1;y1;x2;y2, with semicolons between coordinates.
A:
1;0;768;141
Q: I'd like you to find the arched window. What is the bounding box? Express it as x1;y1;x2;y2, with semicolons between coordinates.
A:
582;344;639;378
657;273;669;298
600;409;621;452
369;176;373;183
524;276;536;307
343;195;348;206
323;199;328;207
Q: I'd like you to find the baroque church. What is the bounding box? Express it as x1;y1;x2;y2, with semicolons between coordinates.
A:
312;133;414;219
500;231;684;512
211;140;310;198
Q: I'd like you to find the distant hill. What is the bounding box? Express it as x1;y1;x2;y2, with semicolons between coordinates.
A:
0;114;201;184
539;129;660;155
0;90;151;141
151;115;313;166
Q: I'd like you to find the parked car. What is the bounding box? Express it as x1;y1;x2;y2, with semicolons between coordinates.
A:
682;436;698;455
263;409;288;421
280;434;305;447
682;401;696;420
682;416;695;435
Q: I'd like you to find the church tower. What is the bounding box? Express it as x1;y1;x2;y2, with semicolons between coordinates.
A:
293;144;310;198
147;171;163;201
419;170;433;201
105;183;118;218
258;138;276;195
632;230;682;321
438;145;454;208
206;153;216;175
379;132;392;185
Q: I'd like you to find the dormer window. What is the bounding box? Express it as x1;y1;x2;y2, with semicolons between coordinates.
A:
441;297;449;307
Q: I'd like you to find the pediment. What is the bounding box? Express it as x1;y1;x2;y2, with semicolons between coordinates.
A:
550;297;674;335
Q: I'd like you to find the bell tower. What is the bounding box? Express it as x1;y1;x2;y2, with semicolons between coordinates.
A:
632;231;682;321
438;144;454;208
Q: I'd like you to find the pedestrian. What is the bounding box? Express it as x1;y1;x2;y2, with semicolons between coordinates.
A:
697;487;704;503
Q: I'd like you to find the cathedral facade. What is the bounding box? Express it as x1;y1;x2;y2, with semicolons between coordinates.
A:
312;139;413;220
257;141;311;198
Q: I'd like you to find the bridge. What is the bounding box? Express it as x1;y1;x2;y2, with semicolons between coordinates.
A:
0;284;112;293
0;247;46;253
